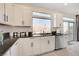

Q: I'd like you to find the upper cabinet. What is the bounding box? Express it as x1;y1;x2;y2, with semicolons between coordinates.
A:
5;4;15;25
0;4;4;22
53;13;63;27
14;4;32;26
13;5;24;26
0;4;32;26
23;6;32;26
0;4;15;25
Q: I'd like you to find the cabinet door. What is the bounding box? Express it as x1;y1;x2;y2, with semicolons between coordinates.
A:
47;36;55;51
40;37;48;53
45;37;51;52
40;36;55;54
14;5;24;26
22;38;34;56
10;40;20;56
33;37;41;55
10;44;18;56
5;4;15;25
53;13;63;27
23;7;32;26
0;4;4;22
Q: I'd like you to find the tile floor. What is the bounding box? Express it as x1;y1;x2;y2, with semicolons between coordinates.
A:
42;41;79;56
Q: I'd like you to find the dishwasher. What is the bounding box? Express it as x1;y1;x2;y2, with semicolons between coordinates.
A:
55;34;65;50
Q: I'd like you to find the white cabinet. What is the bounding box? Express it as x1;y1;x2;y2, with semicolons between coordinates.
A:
17;37;40;56
53;13;63;27
10;39;21;56
10;44;19;56
0;4;4;21
22;36;55;56
23;7;32;26
4;36;55;56
22;38;34;56
10;38;34;56
40;37;48;53
46;36;55;52
0;4;32;26
40;36;55;53
13;4;32;26
13;5;24;26
33;37;41;55
5;4;15;25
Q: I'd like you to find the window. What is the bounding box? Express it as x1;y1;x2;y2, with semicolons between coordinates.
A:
32;12;51;35
63;17;75;41
63;22;69;34
63;17;75;34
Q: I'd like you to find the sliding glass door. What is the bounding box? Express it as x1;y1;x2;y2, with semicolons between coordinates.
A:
63;22;74;42
63;22;69;34
69;23;74;41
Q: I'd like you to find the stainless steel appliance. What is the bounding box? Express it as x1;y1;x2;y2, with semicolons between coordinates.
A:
55;34;65;49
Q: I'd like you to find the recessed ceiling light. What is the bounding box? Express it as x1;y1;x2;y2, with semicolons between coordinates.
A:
64;3;68;6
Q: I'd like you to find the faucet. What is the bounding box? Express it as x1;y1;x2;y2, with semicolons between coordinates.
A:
43;30;46;36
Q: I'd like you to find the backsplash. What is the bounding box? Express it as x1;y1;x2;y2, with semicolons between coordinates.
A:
0;25;32;36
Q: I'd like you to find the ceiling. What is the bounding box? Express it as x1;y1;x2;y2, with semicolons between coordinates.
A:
32;3;79;19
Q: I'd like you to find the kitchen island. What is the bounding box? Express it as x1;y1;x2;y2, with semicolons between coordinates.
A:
1;35;55;56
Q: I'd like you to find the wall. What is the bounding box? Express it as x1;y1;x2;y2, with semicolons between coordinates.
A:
0;25;32;36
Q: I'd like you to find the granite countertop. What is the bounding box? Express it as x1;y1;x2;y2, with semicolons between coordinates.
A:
0;34;58;56
0;38;17;56
0;35;53;56
0;33;65;56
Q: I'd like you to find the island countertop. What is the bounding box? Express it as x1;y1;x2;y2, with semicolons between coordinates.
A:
0;38;17;56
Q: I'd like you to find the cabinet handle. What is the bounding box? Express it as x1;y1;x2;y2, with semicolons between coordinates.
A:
31;42;33;47
22;20;24;25
4;14;8;22
6;15;8;22
3;14;6;21
48;40;50;44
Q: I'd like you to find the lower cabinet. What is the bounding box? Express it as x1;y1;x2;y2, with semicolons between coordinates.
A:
22;38;34;56
3;36;55;56
47;36;55;52
40;37;49;53
10;39;21;56
33;37;41;55
40;36;55;54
